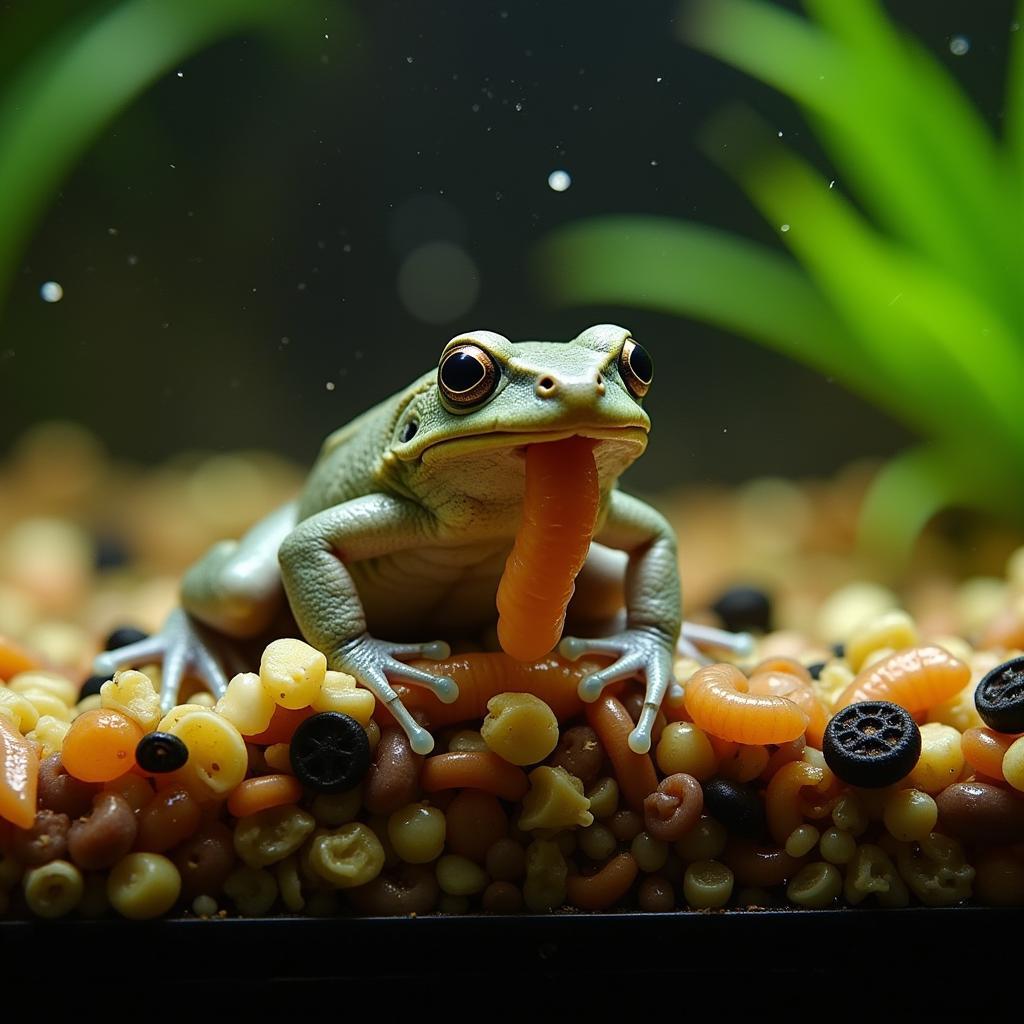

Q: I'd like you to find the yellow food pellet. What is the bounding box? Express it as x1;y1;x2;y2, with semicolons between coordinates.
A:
223;865;278;916
447;729;488;753
843;843;909;907
784;824;820;859
818;660;854;707
1002;736;1024;792
683;860;733;909
0;686;39;732
168;709;248;797
883;788;938;842
846;610;918;672
522;839;567;912
312;670;375;725
787;862;842;909
819;827;857;865
264;743;293;774
816;582;897;645
674;817;727;863
585;777;619;819
156;703;208;733
518;766;593;831
19;689;71;724
101;669;160;732
234;805;316;868
107;853;182;920
365;719;381;753
311;787;363;827
215;672;276;735
26;714;70;756
435;854;488;896
895;832;974;906
631;832;669;873
908;723;964;794
480;692;559;766
190;692;217;708
75;694;103;716
655;722;717;780
308;823;385;889
23;860;83;919
192;894;218;917
388;803;446;864
7;670;78;707
831;792;869;836
276;856;305;912
260;638;327;710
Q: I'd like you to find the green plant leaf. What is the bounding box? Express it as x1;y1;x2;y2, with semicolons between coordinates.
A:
0;0;329;310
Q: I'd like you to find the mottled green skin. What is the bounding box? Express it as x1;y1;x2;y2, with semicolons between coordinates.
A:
181;324;682;754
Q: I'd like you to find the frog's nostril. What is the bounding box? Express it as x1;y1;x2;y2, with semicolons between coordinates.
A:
536;376;558;398
595;372;605;395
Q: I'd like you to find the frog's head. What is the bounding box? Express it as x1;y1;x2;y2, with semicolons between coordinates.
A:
389;324;653;501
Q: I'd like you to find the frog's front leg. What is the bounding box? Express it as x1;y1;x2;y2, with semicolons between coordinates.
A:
278;495;458;755
559;490;681;755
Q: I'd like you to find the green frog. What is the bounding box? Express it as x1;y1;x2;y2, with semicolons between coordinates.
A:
95;324;744;756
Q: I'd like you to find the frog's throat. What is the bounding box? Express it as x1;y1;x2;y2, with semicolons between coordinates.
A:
495;436;602;662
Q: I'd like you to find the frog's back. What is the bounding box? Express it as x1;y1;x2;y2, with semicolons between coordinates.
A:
297;371;433;519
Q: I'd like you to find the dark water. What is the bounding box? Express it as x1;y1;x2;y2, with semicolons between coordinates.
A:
0;0;1014;491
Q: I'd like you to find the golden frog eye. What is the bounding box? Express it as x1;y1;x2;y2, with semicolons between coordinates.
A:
438;344;499;406
619;337;653;399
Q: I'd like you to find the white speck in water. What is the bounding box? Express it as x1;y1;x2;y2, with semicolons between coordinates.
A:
107;227;118;235
325;381;335;391
514;102;523;112
656;76;662;83
343;243;352;253
406;56;414;64
722;427;728;434
40;281;63;303
547;169;572;192
176;71;183;78
127;254;138;266
777;130;783;137
950;35;969;55
828;179;836;189
780;223;790;233
324;33;329;39
650;160;658;167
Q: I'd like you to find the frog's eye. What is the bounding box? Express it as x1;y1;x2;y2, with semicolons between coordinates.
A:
438;344;499;406
619;337;653;399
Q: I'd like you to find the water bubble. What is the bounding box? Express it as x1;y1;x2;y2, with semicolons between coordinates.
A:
325;381;336;391
176;71;183;78
397;241;479;324
780;224;791;233
40;281;63;303
547;169;572;192
949;35;969;55
777;130;783;137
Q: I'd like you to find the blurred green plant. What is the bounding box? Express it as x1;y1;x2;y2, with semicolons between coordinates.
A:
536;0;1024;561
0;0;328;312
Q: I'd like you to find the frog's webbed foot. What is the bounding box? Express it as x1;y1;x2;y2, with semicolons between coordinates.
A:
93;608;230;713
332;634;458;755
560;626;675;755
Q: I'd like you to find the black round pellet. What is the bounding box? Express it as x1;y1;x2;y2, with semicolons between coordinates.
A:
975;655;1024;734
806;662;826;681
94;535;131;571
136;732;190;774
823;700;921;788
290;712;370;793
701;777;766;839
104;626;150;651
831;643;846;659
710;586;772;634
79;674;108;699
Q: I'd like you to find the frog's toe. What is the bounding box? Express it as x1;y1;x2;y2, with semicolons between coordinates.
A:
576;651;645;703
382;697;435;755
387;659;460;705
93;635;166;677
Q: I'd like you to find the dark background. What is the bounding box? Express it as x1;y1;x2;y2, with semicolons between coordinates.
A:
0;0;1015;492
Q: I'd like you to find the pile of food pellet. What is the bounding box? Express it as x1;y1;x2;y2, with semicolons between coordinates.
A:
2;423;1024;918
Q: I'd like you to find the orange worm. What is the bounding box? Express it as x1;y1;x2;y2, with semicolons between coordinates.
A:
496;436;600;661
419;751;529;802
226;774;303;819
585;694;658;812
0;714;38;829
833;645;969;713
566;853;639;911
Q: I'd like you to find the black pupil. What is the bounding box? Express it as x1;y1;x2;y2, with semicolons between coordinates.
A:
441;350;486;394
627;343;653;384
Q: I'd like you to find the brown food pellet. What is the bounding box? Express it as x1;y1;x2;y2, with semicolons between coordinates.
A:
173;821;236;901
67;792;137;871
723;838;804;888
363;729;422;816
347;864;439;916
485;837;526;882
547;725;605;785
935;781;1024;845
445;791;508;863
609;809;643;843
482;880;523;913
637;874;676;912
37;754;98;819
136;788;203;853
10;809;70;867
643;773;704;843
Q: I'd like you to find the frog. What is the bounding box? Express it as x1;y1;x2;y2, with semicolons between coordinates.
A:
95;324;747;756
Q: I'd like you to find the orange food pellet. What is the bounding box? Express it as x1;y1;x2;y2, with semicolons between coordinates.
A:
567;852;639;911
445;791;508;863
246;705;316;746
496;436;600;662
585;695;658;812
0;714;39;828
748;669;828;749
962;727;1018;782
420;751;529;802
685;663;808;745
60;708;144;783
226;774;304;819
833;645;969;713
0;636;43;682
